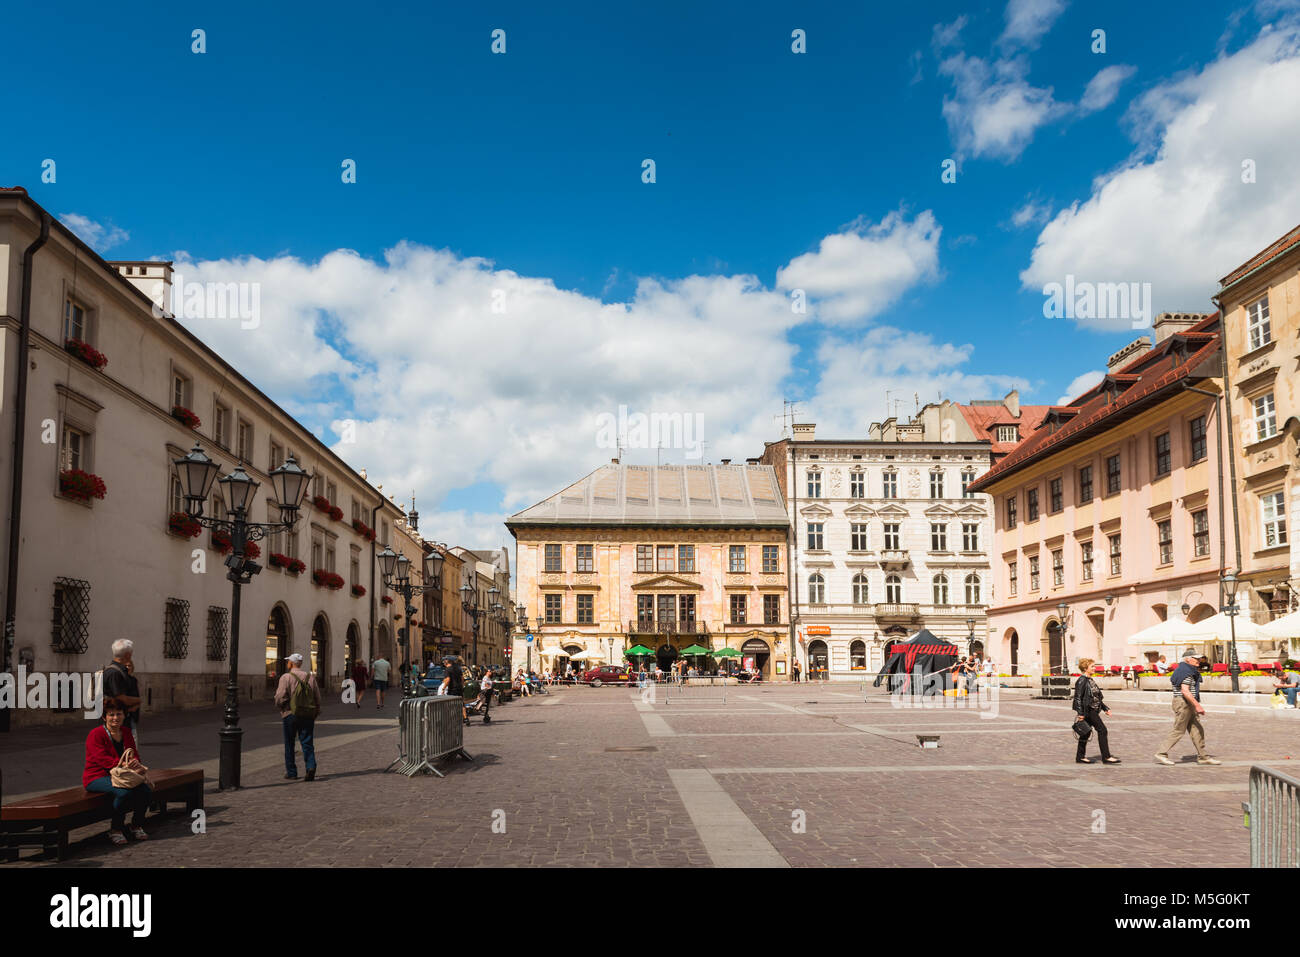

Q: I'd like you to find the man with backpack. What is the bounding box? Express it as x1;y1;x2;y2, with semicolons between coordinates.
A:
275;653;323;781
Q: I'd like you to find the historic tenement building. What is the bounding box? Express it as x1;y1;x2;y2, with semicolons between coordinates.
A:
759;413;995;679
507;463;791;678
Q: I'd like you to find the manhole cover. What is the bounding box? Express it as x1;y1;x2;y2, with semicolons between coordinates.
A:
605;746;658;752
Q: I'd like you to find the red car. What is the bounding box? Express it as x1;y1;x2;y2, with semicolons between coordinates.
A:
583;664;635;687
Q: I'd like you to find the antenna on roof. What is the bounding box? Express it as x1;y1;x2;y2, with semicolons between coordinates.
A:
774;399;800;438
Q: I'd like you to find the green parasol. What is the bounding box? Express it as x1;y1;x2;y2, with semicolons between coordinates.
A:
711;647;741;657
679;644;711;656
624;644;654;657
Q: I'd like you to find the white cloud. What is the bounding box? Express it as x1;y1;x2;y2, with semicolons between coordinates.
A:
1056;369;1105;405
61;213;129;251
1000;0;1068;49
1011;198;1053;228
1078;64;1137;114
1020;24;1300;321
938;52;1065;161
775;210;942;323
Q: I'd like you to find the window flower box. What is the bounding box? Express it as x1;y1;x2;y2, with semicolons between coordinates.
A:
313;569;345;590
64;338;108;370
269;552;291;569
381;595;393;606
285;557;306;575
244;540;260;559
211;529;234;554
312;494;331;511
168;511;202;538
59;469;106;502
328;505;344;522
351;584;366;598
172;406;201;430
352;518;376;541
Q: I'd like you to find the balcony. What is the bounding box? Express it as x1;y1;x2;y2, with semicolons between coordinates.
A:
628;619;710;637
879;550;910;568
874;602;920;620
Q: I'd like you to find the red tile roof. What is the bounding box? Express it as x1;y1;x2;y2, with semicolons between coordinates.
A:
969;315;1221;491
1220;222;1300;287
957;403;1052;458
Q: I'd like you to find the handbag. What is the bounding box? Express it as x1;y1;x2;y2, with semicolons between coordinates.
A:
110;747;149;789
1071;717;1092;741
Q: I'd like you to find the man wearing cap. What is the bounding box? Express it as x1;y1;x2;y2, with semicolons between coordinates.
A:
274;653;323;781
1155;649;1222;766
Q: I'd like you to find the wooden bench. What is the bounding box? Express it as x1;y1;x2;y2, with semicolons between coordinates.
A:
1;768;204;862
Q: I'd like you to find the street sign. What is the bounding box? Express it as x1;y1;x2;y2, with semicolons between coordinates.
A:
526;633;534;643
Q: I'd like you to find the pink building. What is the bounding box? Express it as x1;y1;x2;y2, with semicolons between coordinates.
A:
969;314;1235;674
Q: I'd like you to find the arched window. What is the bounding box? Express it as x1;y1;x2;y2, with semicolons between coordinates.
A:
965;573;981;605
885;574;902;604
852;573;870;604
850;640;867;670
933;573;949;606
808;573;825;604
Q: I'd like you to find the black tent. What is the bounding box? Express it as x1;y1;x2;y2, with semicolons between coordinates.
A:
872;629;961;695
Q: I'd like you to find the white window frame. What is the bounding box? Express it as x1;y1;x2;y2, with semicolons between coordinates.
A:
1262;490;1288;548
1254;393;1278;442
1247;295;1271;351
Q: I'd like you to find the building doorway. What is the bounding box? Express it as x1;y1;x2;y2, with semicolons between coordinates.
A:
1009;630;1019;676
807;640;829;680
850;640;867;671
265;606;290;688
1045;620;1065;675
345;622;361;684
742;638;771;678
311;615;329;692
656;643;679;673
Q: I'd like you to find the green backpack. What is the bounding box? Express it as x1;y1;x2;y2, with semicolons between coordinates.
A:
289;673;318;719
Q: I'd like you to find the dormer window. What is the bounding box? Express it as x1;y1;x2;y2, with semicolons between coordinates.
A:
996;425;1019;443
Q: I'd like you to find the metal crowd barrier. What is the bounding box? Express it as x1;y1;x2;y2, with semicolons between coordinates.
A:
1247;765;1300;866
661;675;729;704
387;695;474;778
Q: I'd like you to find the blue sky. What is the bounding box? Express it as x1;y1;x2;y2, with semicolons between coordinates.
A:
5;0;1299;548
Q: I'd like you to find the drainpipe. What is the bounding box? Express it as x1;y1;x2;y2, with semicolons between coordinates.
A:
369;499;382;660
1182;378;1227;583
787;443;800;680
1212;298;1245;605
2;210;51;734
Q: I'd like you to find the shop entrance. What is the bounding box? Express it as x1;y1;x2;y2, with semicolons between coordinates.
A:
266;606;290;688
807;640;829;680
742;638;771;677
656;643;679;673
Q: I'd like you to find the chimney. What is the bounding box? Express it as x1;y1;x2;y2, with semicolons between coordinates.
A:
1107;336;1152;373
720;458;731;465
792;423;816;441
1153;311;1211;344
1003;389;1020;419
610;458;619;464
112;261;173;315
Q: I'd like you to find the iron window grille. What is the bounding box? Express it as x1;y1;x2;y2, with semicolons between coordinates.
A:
52;577;91;654
207;605;229;661
164;598;190;659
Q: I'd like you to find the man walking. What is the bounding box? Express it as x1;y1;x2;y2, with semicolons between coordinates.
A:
1155;648;1222;766
371;654;391;709
792;660;801;683
102;639;143;746
275;653;322;781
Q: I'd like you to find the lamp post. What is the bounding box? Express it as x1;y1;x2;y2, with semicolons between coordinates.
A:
377;545;443;696
966;617;976;656
516;603;529;673
171;443;311;790
1222;571;1242;693
460;577;499;669
1056;601;1069;675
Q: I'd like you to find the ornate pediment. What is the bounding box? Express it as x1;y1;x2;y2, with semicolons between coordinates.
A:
799;503;833;518
631;574;704;591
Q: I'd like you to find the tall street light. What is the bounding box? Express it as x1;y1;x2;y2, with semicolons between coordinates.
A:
1056;600;1069;675
460;576;500;668
172;442;311;790
377;545;442;696
966;617;976;656
1223;571;1242;693
515;603;529;673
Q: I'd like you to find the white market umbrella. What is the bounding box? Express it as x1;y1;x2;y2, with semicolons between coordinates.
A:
1260;611;1300;640
567;649;600;661
1126;618;1201;646
539;646;567;658
1182;612;1265;641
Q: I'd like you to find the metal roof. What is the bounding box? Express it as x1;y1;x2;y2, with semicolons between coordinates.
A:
507;463;790;527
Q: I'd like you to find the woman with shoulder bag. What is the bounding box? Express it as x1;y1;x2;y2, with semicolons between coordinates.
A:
1072;658;1120;765
83;700;153;845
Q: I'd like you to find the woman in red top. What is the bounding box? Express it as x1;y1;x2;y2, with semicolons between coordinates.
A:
84;700;152;846
352;658;369;709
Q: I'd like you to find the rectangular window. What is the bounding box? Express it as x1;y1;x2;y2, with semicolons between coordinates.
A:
1263;491;1288;547
163;598;190;659
576;544;594;573
678;544;695;572
206;605;229;662
962;523;979;551
60;424;86;473
1049;477;1063;513
1155;432;1172;477
851;523;869;551
1078;465;1093;503
806;471;822;498
930;472;945;499
172;373;189;411
1106;455;1121;495
237;419;253;463
1157;519;1173;565
544;544;562;573
64;299;87;342
576;594;593;624
961;472;975;499
807;523;824;550
326;481;337;506
1006;495;1017;529
1026;489;1039;521
729;545;747;573
350;547;361;587
656;545;675;572
636;594;654;627
1029;556;1040;591
729;594;747;624
850;471;865;498
1255;393;1278;441
1189;416;1207;463
325;542;335;574
1052;549;1064;586
1247;295;1272;351
1080;541;1094;582
997;425;1019;443
1193;509;1210;557
544;594;562;624
1109;534;1122;576
214;404;230;449
882;471;897;499
883;523;900;551
680;594;696;625
762;545;779;573
930;523;947;551
52;577;91;654
1008;561;1018;597
269;441;284;470
636;545;653;573
763;594;780;624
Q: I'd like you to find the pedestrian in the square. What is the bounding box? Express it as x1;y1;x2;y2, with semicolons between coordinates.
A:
792;660;801;683
371;654;391;709
351;657;369;709
275;653;322;781
1072;657;1119;764
83;699;152;845
102;639;143;746
1155;649;1222;766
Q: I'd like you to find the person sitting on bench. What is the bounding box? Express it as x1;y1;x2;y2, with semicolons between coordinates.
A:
83;700;152;846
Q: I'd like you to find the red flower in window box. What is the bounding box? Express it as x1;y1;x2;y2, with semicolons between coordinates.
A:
59;469;106;501
172;406;201;430
64;338;108;370
328;505;344;522
168;511;201;538
244;540;261;559
269;551;291;569
211;529;234;554
351;584;366;598
352;518;376;541
312;494;330;511
287;557;306;575
381;595;393;606
312;569;345;590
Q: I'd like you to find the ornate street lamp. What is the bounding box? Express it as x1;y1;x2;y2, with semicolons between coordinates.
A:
461;577;493;667
966;616;976;656
171;443;311;790
1056;601;1069;675
378;544;440;696
1223;571;1242;693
